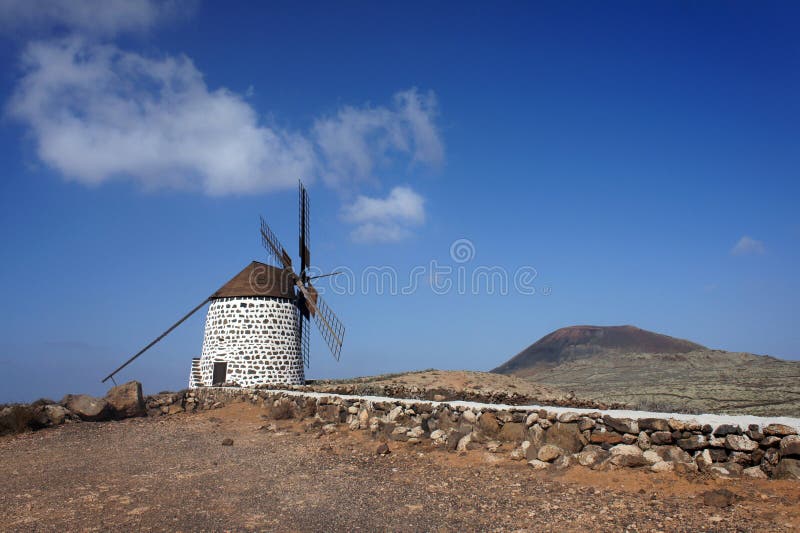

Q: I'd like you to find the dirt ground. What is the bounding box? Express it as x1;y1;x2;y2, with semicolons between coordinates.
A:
1;403;798;532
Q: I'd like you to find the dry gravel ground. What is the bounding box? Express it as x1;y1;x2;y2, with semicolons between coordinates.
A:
1;403;799;532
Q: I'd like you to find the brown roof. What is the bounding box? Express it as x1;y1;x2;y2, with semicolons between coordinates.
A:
210;261;296;300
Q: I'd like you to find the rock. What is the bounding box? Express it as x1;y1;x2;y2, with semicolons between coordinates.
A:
708;437;726;447
553;454;572;469
608;444;647;468
525;412;539;426
62;394;111;422
44;405;69;425
650;461;674;473
743;466;768;479
430;429;447;446
668;418;687;431
621;433;638;445
725;434;758;452
652;445;693;464
104;381;146;419
557;412;580;423
577;446;609;468
387;405;404;422
407;426;425;439
390;426;409;442
642;450;661;465
780;435;800;457
537;444;563;462
650;431;672;445
433;394;446;402
527;424;544;448
673;461;699;475
763;423;798;437
486;440;501;453
478;412;500;437
702;489;737;508
709;448;728;462
221;438;234;446
676;435;706;451
695;449;713;470
764;447;780;465
637;431;651;450
358;409;369;428
638;418;670;432
774;458;800;480
462;410;477;424
544;422;584;453
603;415;638;434
577;417;595;431
376;443;390;456
167;403;183;415
455;433;472;452
760;436;781;447
527;459;549;470
713;424;742;437
498;422;525;443
539;419;552;429
322;423;337;435
590;430;623;445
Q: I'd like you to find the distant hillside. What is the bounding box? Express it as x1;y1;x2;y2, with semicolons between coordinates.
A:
492;324;800;416
493;325;705;375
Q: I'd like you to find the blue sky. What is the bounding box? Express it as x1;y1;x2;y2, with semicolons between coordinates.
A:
0;1;798;402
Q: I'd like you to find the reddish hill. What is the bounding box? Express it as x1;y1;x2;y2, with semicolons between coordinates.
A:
492;325;705;375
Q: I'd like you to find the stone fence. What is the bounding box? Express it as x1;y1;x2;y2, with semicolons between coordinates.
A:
154;387;800;480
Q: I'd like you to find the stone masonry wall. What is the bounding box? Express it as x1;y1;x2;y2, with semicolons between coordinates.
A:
196;297;304;387
151;387;800;481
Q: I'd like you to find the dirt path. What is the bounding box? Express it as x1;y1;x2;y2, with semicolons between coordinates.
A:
1;403;798;532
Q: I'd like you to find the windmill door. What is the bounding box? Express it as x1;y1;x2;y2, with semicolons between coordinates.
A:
212;362;227;385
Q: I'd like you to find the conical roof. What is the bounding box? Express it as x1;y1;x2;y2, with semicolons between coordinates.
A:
210;261;296;300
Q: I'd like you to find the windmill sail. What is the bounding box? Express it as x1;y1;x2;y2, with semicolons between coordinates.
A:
299;180;310;277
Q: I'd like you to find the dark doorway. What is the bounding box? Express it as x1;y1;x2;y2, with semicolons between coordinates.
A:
212;362;227;385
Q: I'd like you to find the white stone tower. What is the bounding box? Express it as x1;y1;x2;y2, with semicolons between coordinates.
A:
102;182;345;390
189;262;304;388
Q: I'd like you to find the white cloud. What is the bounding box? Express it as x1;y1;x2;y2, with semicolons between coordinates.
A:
7;38;317;195
0;0;190;37
342;186;426;243
7;39;444;201
313;88;443;187
731;235;765;256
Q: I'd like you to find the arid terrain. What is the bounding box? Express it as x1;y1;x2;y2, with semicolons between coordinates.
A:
490;325;800;416
1;402;799;532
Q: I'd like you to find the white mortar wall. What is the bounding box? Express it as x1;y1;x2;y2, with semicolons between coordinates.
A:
193;296;304;387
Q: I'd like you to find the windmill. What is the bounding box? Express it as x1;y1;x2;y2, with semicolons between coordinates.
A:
102;181;345;388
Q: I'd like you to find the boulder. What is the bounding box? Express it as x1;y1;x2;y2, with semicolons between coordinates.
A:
774;458;800;480
537;444;563;462
642;450;661;465
478;412;500;437
577;417;595;431
498;422;525;443
695;449;713;469
650;431;673;445
638;418;670;432
44;404;70;425
608;444;647;468
650;461;674;473
780;435;800;458
527;459;549;470
105;381;146;419
557;412;580;423
62;394;110;422
525;412;539;426
763;424;797;437
713;424;742;437
742;466;768;479
652;445;693;464
676;435;706;451
603;415;638;434
544;422;584;453
576;446;609;468
590;429;623;445
637;431;651;450
724;434;758;452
